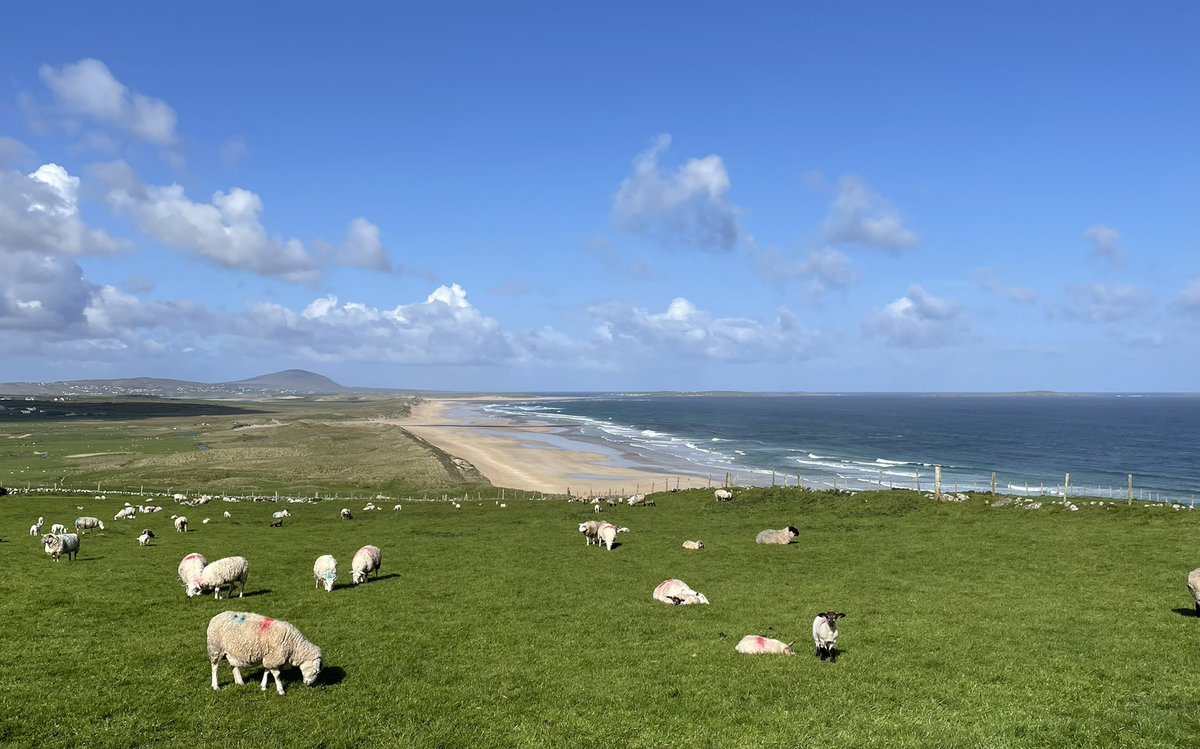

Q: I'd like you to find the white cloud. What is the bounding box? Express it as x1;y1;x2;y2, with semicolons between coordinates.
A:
0;137;34;167
752;246;858;293
611;134;741;252
974;268;1037;304
864;285;965;346
1061;283;1152;323
823;176;919;251
335;217;391;272
0;251;93;331
1083;224;1125;265
0;164;130;256
39;59;178;146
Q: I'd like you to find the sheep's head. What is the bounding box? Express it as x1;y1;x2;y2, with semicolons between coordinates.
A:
300;655;323;686
186;580;204;597
783;641;796;656
322;574;336;592
819;612;845;625
577;523;589;533
352;570;366;585
786;526;799;537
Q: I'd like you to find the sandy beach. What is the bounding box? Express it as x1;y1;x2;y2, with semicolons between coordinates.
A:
392;398;705;496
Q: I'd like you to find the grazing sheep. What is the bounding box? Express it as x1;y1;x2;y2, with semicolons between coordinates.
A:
271;510;290;520
207;611;323;695
223;511;232;519
74;516;104;533
735;635;795;656
627;494;645;506
714;489;734;502
755;526;799;545
1187;569;1200;614
812;612;846;661
499;503;507;509
682;540;704;550
393;504;402;511
137;529;156;547
340;508;353;521
453;502;461;510
41;533;80;562
174;516;189;533
351;545;382;585
29;516;45;536
188;556;250;599
313;555;338;592
49;523;67;535
653;579;710;606
363;503;378;511
178;553;208;588
578;521;601;545
114;506;136;521
597;522;618;551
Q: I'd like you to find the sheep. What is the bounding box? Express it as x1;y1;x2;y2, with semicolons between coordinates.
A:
578;521;601;546
271;510;290;520
188;556;250;599
393;504;402;511
114;506;136;521
735;635;795;656
174;516;189;533
202;518;211;524
1187;569;1200;614
627;494;645;506
755;526;799;545
223;511;232;519
340;508;353;521
313;555;338;592
29;516;44;536
49;523;67;535
597;522;618;551
682;540;704;550
499;503;507;509
714;489;734;502
41;533;80;562
74;516;104;533
137;529;156;547
206;611;323;695
178;553;208;588
453;502;461;510
351;545;382;585
812;612;846;661
653;579;710;606
593;504;602;514
363;503;377;511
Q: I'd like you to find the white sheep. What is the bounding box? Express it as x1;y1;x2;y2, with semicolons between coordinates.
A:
755;526;799;545
499;503;507;509
188;556;250;599
202;518;211;524
735;635;795;656
653;579;709;606
114;506;136;521
271;510;290;520
137;529;155;547
812;612;846;661
340;508;353;520
207;611;323;695
597;522;618;551
578;521;601;546
74;516;104;533
714;489;734;502
363;503;377;511
313;555;338;592
682;540;704;550
173;493;187;502
393;504;402;511
42;533;80;562
593;504;602;514
175;516;189;533
49;523;67;535
223;511;232;519
351;545;381;584
1187;569;1200;614
29;516;44;536
178;553;208;588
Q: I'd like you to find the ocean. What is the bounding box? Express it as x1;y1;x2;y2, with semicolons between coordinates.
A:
472;394;1200;503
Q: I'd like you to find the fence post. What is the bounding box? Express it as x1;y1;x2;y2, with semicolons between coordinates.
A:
991;472;997;494
1064;473;1070;500
1128;474;1133;505
934;465;942;500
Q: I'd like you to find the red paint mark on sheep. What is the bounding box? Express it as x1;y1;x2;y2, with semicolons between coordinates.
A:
755;637;765;647
259;617;274;634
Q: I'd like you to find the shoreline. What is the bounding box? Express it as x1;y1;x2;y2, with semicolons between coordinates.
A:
390;398;709;495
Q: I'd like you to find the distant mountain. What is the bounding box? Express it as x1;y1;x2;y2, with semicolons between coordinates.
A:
227;369;347;393
0;369;382;398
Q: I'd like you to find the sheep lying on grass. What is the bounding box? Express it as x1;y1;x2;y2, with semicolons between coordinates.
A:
682;540;704;550
42;533;80;562
1187;569;1200;614
755;526;799;545
187;556;250;599
578;521;601;546
812;612;846;661
137;529;155;547
653;579;709;606
351;545;381;585
313;555;338;592
179;553;208;588
340;508;353;521
207;611;322;695
735;635;794;655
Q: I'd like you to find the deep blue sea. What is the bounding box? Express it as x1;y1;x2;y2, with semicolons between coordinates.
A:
479;394;1200;502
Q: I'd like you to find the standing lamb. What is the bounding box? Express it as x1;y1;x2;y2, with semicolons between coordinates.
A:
206;611;323;695
313;555;338;592
223;511;232;519
1187;568;1200;614
42;533;81;561
137;529;156;547
578;521;601;546
735;635;795;655
653;579;710;606
74;516;104;533
187;556;250;599
178;553;208;588
812;612;846;661
714;489;734;502
597;522;618;551
174;516;189;533
29;516;45;536
340;508;353;521
755;526;799;545
351;545;381;585
49;523;68;535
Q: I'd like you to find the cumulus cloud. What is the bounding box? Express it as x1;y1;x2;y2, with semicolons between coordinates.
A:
0;163;130;256
39;59;178;146
974;268;1037;304
823;176;919;252
0;137;34;167
334;217;391;272
611;134;741;252
1083;224;1125;265
0;251;93;331
752;246;858;294
864;285;965;346
1059;283;1152;323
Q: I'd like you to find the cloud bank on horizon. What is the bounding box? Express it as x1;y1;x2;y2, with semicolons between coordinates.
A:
1;5;1196;392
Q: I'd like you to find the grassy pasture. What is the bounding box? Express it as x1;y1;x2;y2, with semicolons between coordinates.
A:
2;489;1200;748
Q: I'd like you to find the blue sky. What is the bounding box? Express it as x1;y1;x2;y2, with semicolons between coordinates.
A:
1;2;1197;391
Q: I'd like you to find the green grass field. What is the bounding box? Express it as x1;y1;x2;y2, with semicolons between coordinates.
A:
3;487;1200;749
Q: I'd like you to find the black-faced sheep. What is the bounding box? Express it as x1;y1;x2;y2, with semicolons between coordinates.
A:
812;612;845;661
755;526;799;545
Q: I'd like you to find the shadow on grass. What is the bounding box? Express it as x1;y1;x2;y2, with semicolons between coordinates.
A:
316;666;347;687
1171;607;1199;618
213;589;272;600
338;573;401;590
75;556;104;562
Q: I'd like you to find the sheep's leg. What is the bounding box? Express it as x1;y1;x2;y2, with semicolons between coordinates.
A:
211;663;221;690
273;670;286;695
260;670;270;691
830;647;837;663
232;666;245;685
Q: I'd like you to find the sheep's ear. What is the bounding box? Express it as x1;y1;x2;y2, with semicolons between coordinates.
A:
786;641;795;647
835;612;846;619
